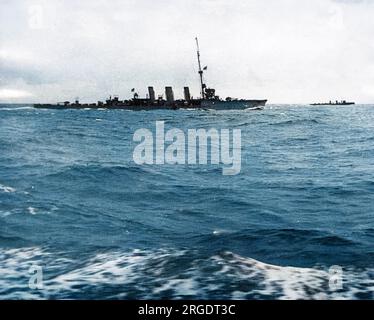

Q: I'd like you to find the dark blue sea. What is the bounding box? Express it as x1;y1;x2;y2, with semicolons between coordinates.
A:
1;104;374;300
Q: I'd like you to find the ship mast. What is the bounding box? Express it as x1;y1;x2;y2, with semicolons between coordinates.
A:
195;37;205;100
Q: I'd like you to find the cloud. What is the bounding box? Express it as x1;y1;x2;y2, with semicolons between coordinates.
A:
0;88;33;99
0;0;373;103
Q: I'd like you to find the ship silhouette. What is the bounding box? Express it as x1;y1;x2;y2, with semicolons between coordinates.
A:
34;38;267;111
310;100;355;106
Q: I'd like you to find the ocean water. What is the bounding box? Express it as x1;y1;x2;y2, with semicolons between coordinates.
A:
1;104;374;300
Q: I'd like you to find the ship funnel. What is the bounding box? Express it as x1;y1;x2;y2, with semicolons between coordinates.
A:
165;87;174;103
184;87;191;101
148;86;155;102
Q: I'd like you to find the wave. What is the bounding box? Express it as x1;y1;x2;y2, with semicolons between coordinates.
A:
270;119;321;126
0;183;16;193
0;211;13;218
27;207;38;215
197;228;357;247
43;164;158;182
0;106;34;111
0;247;373;300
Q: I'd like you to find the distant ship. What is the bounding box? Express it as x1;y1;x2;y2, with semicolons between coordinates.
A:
34;38;267;111
310;100;355;106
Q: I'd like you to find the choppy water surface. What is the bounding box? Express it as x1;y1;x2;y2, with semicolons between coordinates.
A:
1;104;374;299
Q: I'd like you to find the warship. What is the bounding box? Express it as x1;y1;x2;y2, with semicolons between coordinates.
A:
310;100;355;106
34;38;267;111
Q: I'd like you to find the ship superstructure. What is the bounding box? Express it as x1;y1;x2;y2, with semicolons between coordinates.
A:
310;100;355;106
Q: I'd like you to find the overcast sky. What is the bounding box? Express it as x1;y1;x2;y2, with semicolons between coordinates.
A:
0;0;373;103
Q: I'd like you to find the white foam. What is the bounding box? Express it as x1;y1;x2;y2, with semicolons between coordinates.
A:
27;207;37;215
0;106;34;111
1;248;374;299
0;211;13;218
212;229;229;236
48;251;374;299
0;184;16;193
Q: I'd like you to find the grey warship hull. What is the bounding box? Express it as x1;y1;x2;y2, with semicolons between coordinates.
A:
201;100;267;110
34;99;267;111
310;102;355;106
